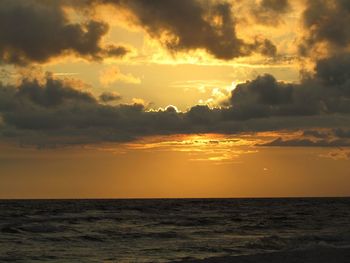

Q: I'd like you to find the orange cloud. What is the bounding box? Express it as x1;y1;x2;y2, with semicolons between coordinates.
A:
99;66;141;86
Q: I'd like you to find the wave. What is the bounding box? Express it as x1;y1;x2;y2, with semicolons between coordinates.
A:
1;198;350;262
174;247;350;263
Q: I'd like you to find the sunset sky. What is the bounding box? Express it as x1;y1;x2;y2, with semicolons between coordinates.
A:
0;0;350;198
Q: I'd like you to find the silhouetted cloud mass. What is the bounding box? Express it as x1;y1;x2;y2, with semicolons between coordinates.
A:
99;92;122;103
98;0;277;59
0;0;280;64
0;0;129;65
1;0;350;146
1;65;350;146
303;130;330;139
300;0;350;55
334;128;350;139
259;137;350;147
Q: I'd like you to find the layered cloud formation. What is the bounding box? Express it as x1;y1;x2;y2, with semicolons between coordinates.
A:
1;59;350;146
1;0;350;146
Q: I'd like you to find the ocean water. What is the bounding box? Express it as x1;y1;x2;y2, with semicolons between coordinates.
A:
0;198;350;262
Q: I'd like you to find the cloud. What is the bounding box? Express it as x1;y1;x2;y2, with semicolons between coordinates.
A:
232;74;294;105
98;0;277;60
99;66;141;86
320;149;350;160
2;1;350;147
0;0;283;64
225;51;350;120
226;74;320;120
1;65;350;147
0;0;129;65
101;44;130;58
316;53;350;89
259;137;350;147
333;128;350;138
259;0;290;12
302;130;330;139
300;0;350;56
99;92;122;103
17;76;96;108
251;0;291;26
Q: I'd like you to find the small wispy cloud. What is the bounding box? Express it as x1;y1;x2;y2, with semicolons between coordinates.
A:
320;149;350;160
99;66;141;86
170;80;229;90
53;72;79;76
124;134;258;163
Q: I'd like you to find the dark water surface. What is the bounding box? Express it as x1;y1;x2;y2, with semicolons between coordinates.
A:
0;198;350;262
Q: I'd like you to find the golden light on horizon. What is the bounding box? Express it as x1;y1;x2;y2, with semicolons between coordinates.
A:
1;130;349;199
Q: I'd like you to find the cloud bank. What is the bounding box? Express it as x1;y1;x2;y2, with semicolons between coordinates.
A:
1;0;350;147
1;58;350;146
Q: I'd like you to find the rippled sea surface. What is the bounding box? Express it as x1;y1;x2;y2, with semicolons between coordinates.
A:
1;198;350;262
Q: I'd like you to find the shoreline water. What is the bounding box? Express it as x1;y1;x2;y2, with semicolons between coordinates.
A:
175;247;350;263
1;198;350;262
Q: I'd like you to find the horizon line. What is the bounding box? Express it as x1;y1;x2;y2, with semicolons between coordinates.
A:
1;196;349;201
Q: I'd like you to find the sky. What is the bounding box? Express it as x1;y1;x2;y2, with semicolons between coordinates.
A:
0;0;350;198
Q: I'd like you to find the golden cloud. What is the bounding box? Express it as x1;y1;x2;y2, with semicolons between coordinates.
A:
99;66;141;86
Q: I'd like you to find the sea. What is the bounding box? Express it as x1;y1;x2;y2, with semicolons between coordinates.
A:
0;198;350;262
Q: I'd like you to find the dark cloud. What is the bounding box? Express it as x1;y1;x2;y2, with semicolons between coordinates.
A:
275;0;350;93
0;75;185;144
333;128;350;139
98;0;277;60
0;0;279;64
1;66;350;146
232;74;293;105
225;51;350;120
226;74;321;120
0;0;128;65
316;54;350;89
300;0;350;55
2;44;350;146
99;92;122;103
252;0;290;25
312;53;350;114
302;130;330;139
186;105;219;125
16;76;97;108
1;1;350;147
102;45;130;58
260;0;290;12
259;137;350;147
